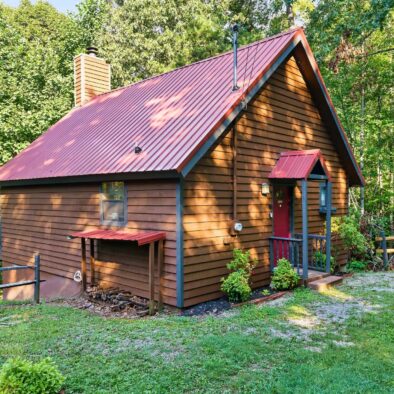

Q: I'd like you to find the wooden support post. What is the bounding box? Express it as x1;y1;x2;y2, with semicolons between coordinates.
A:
381;230;388;269
81;238;87;291
34;253;40;304
90;239;96;286
301;180;308;283
157;239;164;311
149;241;155;315
325;181;332;273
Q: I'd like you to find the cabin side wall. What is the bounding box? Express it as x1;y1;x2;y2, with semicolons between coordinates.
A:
1;180;178;306
183;56;349;307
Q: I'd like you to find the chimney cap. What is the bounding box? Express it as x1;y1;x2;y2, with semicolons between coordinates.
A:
86;46;98;57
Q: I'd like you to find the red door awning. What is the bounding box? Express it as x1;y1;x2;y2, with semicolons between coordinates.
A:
268;149;331;181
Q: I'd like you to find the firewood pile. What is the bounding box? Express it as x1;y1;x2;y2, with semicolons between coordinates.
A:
85;286;150;317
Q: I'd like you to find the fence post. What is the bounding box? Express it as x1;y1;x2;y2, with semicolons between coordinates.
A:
34;253;40;304
380;230;388;270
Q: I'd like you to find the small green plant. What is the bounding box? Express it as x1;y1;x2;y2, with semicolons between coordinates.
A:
0;358;65;394
221;271;251;302
347;260;368;272
314;251;336;273
271;258;300;291
221;249;257;303
261;289;271;296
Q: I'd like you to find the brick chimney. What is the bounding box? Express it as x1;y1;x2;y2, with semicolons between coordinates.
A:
74;47;111;106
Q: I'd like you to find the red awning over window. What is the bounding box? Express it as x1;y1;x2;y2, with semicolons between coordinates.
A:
69;229;166;246
268;149;331;181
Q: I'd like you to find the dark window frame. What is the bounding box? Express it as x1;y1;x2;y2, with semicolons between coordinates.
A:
100;182;127;226
319;182;337;214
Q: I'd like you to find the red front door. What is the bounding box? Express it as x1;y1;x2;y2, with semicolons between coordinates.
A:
273;185;291;264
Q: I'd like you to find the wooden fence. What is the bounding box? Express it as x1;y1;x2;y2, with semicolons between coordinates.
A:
0;253;41;303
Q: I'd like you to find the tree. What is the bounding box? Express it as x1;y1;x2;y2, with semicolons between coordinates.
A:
0;0;85;163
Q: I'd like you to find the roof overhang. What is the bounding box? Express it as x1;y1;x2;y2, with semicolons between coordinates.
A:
268;149;331;182
0;170;180;188
69;229;166;246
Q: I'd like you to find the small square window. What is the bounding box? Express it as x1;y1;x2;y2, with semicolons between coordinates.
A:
100;182;127;225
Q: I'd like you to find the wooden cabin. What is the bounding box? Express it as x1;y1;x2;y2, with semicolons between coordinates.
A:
0;28;364;308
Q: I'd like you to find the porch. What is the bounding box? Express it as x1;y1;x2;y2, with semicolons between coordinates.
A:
267;150;333;283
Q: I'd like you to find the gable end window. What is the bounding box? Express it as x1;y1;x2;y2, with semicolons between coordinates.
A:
100;182;127;225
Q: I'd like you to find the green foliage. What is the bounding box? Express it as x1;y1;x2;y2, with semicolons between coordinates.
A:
261;289;271;296
226;248;256;276
0;1;85;164
271;258;300;291
347;260;369;272
0;358;64;394
337;212;370;260
97;0;229;88
314;251;336;273
221;249;257;302
221;271;252;302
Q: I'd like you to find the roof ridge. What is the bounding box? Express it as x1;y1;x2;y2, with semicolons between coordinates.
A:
89;27;301;102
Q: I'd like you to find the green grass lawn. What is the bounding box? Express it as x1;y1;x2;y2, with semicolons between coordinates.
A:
0;272;393;393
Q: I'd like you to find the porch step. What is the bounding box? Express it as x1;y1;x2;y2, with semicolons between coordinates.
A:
308;275;343;291
296;269;330;284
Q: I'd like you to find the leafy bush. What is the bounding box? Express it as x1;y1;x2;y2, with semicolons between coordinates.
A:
314;251;336;273
337;213;370;260
347;260;369;272
221;271;251;302
0;358;64;394
221;249;257;303
271;258;300;291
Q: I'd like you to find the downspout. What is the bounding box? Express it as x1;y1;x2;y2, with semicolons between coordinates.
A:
232;126;238;222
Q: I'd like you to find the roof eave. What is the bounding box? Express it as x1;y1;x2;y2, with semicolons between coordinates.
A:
0;169;181;188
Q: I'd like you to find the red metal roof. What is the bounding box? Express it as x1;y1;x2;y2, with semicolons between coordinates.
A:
0;28;363;186
268;149;332;181
0;29;299;182
70;230;165;246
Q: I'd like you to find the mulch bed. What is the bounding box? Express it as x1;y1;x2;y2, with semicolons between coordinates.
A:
52;286;287;318
181;286;285;317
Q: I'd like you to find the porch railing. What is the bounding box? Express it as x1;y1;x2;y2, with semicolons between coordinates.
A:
269;236;302;274
269;234;329;274
295;233;327;272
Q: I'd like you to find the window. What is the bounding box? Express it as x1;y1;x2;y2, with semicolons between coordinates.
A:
100;182;126;225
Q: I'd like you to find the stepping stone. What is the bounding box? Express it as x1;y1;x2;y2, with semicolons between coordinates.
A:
308;275;343;291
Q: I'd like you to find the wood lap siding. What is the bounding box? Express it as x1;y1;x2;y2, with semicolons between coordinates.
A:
1;180;177;306
183;56;349;307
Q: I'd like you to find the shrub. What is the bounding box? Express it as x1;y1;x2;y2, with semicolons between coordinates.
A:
347;260;368;272
271;258;300;291
221;249;257;303
337;214;370;260
221;271;251;302
0;358;65;394
314;251;336;273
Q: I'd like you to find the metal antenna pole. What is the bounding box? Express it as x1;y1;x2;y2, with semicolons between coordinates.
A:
232;24;239;91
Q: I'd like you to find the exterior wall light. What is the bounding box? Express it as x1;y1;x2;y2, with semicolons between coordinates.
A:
261;183;270;196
